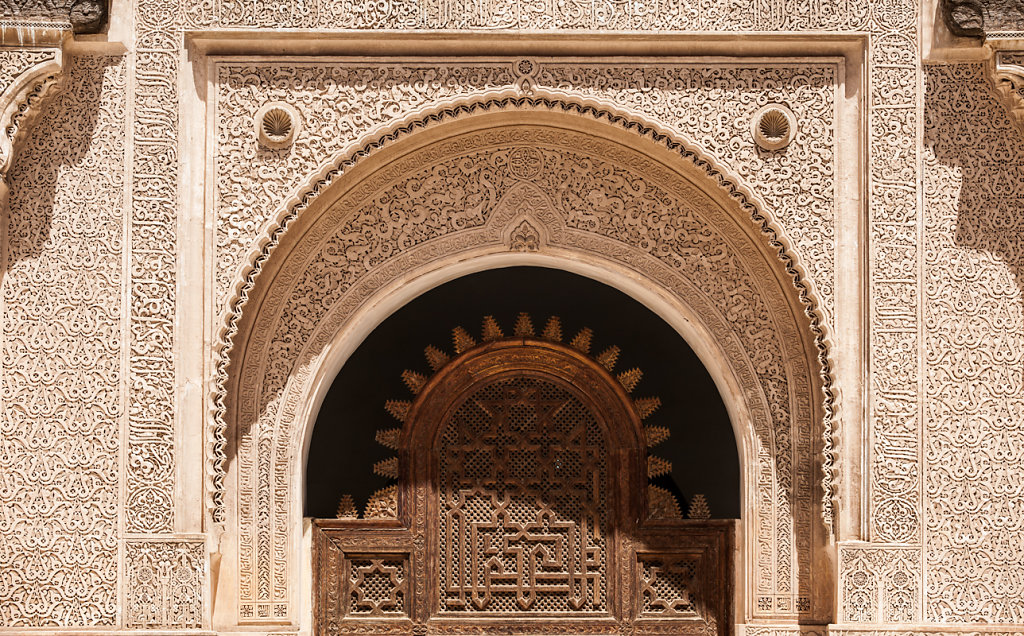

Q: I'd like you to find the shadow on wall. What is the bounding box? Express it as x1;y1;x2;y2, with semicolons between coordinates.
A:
0;55;127;627
922;63;1024;621
4;58;116;268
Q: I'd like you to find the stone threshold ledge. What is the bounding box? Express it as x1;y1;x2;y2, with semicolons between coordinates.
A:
830;628;1024;635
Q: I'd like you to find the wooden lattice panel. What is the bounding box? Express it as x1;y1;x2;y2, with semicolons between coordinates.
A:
640;555;700;616
438;376;608;613
313;338;732;635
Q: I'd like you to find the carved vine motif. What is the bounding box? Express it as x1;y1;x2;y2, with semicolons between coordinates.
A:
1;55;126;627
839;546;919;623
214;62;836;331
509;219;541;251
227;123;821;622
124;539;205;629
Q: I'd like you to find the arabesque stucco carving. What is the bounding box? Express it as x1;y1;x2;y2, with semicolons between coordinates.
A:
221;116;830;624
1;54;125;627
3;0;1024;622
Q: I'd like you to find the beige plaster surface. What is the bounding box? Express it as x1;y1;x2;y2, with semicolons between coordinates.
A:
0;0;1023;632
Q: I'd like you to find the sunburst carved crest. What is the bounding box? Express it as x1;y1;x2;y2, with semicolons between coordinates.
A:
338;313;682;520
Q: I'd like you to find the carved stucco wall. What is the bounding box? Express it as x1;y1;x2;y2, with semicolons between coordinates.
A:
201;15;920;636
202;1;910;633
181;0;869;30
836;60;1024;629
923;63;1024;623
13;0;1024;626
214;61;837;328
1;54;124;627
1;50;206;629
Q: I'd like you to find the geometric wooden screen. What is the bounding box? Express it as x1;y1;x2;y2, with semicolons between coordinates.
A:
314;315;732;635
438;376;608;614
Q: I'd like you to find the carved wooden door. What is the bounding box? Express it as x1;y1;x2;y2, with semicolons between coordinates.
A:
436;375;609;615
314;322;732;635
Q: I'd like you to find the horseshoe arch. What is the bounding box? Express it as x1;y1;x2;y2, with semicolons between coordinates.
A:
215;104;834;630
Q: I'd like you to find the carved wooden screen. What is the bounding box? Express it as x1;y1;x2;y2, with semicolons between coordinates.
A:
438;376;608;614
314;328;732;636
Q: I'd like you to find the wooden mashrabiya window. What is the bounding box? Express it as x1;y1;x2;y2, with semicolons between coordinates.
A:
313;315;732;635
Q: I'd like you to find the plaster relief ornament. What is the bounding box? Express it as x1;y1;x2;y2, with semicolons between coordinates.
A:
752;104;797;151
256;102;301;148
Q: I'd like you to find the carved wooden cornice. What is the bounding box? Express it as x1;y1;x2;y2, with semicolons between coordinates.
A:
989;50;1024;128
942;1;1024;134
942;0;1024;38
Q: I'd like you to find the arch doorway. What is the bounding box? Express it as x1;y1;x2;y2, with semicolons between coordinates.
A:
309;268;739;635
219;110;832;630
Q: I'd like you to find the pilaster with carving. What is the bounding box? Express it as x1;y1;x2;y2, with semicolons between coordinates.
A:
125;0;179;535
839;544;920;623
124;538;206;629
858;0;926;619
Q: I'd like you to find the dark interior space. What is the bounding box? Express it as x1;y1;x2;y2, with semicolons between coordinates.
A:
305;266;740;519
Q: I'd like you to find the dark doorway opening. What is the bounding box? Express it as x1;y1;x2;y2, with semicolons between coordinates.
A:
305;266;739;520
